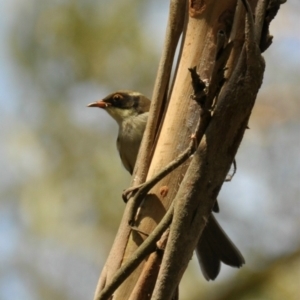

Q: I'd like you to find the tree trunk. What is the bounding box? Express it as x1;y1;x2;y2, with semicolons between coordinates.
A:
94;0;285;299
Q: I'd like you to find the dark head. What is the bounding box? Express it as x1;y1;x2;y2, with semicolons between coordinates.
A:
87;90;150;124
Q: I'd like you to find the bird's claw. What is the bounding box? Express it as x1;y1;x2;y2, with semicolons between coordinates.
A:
122;184;143;202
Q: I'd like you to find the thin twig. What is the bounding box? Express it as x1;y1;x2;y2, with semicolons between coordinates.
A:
96;202;175;300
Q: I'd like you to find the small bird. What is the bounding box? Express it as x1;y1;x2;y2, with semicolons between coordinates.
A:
88;90;245;280
88;91;150;174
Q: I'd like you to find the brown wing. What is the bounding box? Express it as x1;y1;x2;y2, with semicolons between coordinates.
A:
117;136;134;174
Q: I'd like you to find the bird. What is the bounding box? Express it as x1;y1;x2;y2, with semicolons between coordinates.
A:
88;90;245;280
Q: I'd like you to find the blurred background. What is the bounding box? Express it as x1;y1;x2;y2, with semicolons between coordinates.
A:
0;0;299;299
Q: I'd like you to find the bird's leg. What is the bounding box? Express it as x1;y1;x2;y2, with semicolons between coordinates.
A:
122;184;144;203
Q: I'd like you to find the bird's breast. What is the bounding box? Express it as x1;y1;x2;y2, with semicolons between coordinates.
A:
117;114;148;174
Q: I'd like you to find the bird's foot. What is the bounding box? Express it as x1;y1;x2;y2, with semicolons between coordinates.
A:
122;184;144;203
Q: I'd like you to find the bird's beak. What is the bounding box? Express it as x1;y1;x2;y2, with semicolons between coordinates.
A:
87;101;110;108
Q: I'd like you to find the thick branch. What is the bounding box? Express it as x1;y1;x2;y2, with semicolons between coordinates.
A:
151;2;265;298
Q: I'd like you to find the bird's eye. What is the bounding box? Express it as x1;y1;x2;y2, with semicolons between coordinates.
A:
113;94;123;101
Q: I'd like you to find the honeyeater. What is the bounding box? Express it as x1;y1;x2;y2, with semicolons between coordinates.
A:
88;90;245;280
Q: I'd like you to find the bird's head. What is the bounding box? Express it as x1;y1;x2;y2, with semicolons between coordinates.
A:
87;90;150;124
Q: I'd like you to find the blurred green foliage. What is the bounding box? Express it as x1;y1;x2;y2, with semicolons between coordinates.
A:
3;1;160;298
12;0;158;92
9;0;160;240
